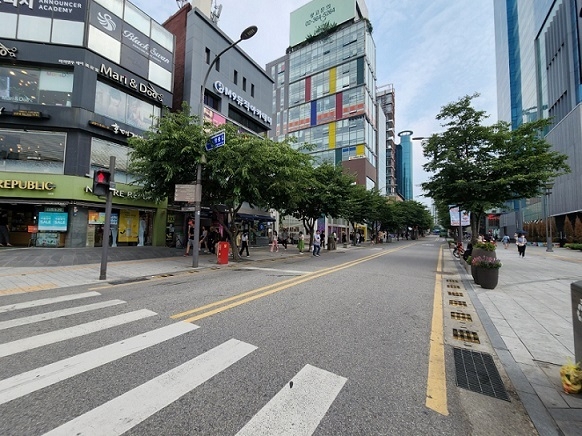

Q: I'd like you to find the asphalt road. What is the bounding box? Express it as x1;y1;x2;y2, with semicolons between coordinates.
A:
0;242;537;435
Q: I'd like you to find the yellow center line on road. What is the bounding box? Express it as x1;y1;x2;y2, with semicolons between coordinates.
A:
172;244;412;323
425;246;448;416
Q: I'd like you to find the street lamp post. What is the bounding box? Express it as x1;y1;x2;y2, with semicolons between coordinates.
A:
192;25;257;268
545;182;554;253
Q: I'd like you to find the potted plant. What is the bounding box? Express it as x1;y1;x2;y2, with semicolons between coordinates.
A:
472;241;497;261
471;256;502;289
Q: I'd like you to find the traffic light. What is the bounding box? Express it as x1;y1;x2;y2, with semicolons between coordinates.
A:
92;169;111;196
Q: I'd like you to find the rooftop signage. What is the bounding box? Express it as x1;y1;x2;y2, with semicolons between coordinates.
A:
289;0;357;47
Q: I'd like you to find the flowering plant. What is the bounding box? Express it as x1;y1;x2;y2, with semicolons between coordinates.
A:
471;256;502;269
474;241;497;251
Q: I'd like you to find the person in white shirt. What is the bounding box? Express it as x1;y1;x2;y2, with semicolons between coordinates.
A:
239;231;249;257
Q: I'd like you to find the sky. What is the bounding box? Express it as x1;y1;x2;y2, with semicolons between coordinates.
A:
131;0;497;206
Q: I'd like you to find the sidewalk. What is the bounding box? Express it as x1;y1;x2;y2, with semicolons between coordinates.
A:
0;239;581;434
453;243;582;436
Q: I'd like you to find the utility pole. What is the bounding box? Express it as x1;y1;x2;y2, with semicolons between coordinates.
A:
99;156;115;280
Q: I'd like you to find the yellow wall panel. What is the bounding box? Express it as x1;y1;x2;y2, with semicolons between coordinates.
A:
329;122;336;149
330;67;336;94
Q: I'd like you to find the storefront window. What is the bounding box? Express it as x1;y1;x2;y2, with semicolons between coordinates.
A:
95;81;160;130
0;129;65;174
0;66;73;106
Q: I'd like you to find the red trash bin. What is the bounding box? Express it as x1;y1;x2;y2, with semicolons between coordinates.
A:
217;241;230;264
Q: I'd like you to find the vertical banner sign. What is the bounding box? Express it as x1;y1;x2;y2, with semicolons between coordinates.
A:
449;206;470;226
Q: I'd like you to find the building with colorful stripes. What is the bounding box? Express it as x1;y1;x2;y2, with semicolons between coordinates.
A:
266;0;383;194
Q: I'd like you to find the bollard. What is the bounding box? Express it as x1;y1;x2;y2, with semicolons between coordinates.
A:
571;281;582;364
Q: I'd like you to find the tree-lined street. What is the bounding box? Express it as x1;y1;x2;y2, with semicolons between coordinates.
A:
0;240;556;435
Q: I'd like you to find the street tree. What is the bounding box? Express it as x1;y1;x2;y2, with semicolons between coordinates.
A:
129;103;313;259
421;94;570;243
289;162;355;248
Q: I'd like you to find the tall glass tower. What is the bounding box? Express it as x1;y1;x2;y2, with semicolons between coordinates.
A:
267;0;381;191
494;0;582;235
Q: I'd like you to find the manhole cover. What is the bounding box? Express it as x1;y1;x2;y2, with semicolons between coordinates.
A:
453;347;510;401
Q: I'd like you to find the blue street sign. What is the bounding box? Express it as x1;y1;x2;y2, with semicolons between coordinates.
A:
205;130;226;151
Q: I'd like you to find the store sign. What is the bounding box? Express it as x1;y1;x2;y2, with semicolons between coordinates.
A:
38;211;68;231
100;64;164;102
0;42;17;58
213;81;272;125
88;2;173;73
0;179;55;190
0;0;88;22
84;185;154;201
89;121;144;139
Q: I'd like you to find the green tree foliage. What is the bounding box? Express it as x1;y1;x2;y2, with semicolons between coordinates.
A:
290;162;355;247
421;94;570;243
378;200;432;237
128;103;313;258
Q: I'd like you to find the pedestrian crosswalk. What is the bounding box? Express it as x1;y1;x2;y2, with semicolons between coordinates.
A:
0;291;347;435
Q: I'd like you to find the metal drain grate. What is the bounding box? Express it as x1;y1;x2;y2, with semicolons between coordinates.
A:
451;311;472;322
453;328;480;343
448;291;464;296
453;347;510;401
446;279;459;283
449;300;467;307
447;284;462;289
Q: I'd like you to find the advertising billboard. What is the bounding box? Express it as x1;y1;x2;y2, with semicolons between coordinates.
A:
290;0;356;47
449;206;470;227
38;211;68;231
0;0;88;22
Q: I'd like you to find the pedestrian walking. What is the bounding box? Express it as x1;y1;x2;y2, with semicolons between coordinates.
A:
280;228;288;250
0;209;12;247
516;233;527;257
183;219;194;256
199;226;208;253
313;230;321;256
297;231;305;254
502;234;510;249
239;231;250;257
270;230;279;252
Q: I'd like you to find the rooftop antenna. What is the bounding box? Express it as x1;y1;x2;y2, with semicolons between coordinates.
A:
210;1;222;24
176;0;187;9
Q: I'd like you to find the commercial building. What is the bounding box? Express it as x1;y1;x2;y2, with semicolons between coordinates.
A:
163;0;276;246
266;0;382;239
377;84;396;197
494;0;582;237
0;0;174;247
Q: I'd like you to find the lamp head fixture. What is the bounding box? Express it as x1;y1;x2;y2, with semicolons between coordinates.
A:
240;25;258;40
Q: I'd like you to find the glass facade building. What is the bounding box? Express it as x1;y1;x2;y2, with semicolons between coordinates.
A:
494;0;582;236
267;0;380;191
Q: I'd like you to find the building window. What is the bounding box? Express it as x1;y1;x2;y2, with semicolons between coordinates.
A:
243;77;247;92
0;65;73;106
234;70;238;85
251;84;255;97
95;81;161;130
0;129;66;174
215;56;220;72
205;48;211;64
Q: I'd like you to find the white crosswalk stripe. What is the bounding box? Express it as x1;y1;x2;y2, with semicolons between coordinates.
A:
0;294;347;436
0;321;198;406
0;299;126;331
0;291;101;313
43;339;258;436
236;364;347;436
0;309;157;358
